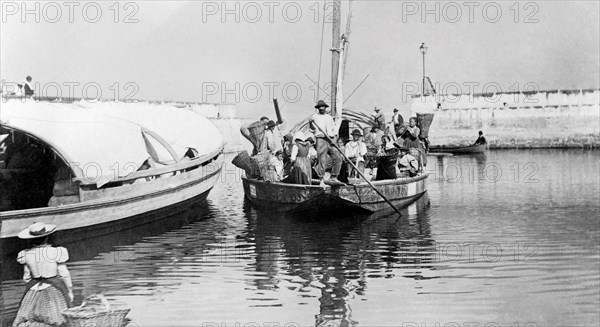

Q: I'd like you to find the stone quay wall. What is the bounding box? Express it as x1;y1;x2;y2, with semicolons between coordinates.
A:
410;89;600;148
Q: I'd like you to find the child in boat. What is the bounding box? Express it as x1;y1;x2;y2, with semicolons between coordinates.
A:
13;223;74;327
397;145;419;177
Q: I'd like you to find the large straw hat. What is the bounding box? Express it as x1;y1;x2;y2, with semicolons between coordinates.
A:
18;222;57;239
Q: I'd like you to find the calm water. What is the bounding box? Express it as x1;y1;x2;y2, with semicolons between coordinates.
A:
2;150;599;327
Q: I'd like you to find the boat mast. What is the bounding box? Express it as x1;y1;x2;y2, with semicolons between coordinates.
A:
330;0;341;117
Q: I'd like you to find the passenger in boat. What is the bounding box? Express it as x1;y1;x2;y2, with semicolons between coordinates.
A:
265;150;285;182
391;108;404;138
288;132;314;185
336;137;349;183
240;116;270;155
373;107;386;131
345;129;367;178
309;100;343;185
375;136;399;181
364;126;383;175
400;117;427;169
396;145;419;177
13;223;74;327
265;120;283;154
474;131;487;145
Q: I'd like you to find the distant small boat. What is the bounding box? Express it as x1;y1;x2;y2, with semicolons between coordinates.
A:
242;175;428;214
429;143;487;154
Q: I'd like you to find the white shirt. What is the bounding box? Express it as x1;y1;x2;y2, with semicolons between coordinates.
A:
345;141;367;162
310;113;336;138
399;154;419;170
265;130;283;154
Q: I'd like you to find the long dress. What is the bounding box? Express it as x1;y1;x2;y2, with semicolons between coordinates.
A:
402;126;427;168
290;143;312;185
13;245;73;327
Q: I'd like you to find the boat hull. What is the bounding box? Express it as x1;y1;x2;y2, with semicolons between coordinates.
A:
429;144;487;154
0;155;223;241
242;174;427;214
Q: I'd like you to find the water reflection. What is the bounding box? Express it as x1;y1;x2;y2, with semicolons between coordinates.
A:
245;195;432;326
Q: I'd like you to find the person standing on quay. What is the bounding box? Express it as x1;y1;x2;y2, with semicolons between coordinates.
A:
309;100;343;185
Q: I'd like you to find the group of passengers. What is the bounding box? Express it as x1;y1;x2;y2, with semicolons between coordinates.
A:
241;100;425;186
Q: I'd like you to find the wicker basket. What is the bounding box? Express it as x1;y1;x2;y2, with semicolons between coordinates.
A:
252;151;273;179
62;294;130;327
232;150;261;178
416;113;435;139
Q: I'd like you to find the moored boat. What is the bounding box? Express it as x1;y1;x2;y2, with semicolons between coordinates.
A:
428;143;487;154
0;98;224;249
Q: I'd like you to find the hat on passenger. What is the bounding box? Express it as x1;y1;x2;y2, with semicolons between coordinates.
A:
293;131;306;142
374;107;381;111
267;120;276;128
283;134;293;142
314;100;329;109
18;222;57;239
351;129;363;136
393;108;399;112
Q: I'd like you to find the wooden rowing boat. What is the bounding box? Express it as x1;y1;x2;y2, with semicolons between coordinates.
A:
428;143;487;154
239;1;429;215
0;99;224;248
242;174;427;214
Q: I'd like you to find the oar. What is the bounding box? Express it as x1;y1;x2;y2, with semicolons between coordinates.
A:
312;123;402;216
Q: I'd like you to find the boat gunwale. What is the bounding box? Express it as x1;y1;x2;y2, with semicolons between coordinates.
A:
242;173;428;190
0;156;223;219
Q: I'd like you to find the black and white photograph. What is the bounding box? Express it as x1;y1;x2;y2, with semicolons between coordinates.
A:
1;1;599;326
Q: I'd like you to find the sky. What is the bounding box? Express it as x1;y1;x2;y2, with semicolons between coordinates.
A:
1;0;599;124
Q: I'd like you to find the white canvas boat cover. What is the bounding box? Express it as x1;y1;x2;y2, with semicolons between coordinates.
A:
0;99;223;186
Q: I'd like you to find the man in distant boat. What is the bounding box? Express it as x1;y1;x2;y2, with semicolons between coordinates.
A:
474;130;487;145
240;116;270;155
309;100;343;186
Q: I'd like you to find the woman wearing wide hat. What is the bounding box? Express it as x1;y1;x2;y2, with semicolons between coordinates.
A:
12;222;74;327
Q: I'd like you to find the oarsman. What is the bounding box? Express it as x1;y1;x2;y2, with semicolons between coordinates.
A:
240;116;269;155
309;100;343;185
474;130;487;145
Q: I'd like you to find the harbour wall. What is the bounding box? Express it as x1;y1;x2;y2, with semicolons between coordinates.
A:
410;89;600;148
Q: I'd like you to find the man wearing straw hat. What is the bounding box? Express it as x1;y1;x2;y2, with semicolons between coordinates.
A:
12;222;74;326
309;100;343;186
